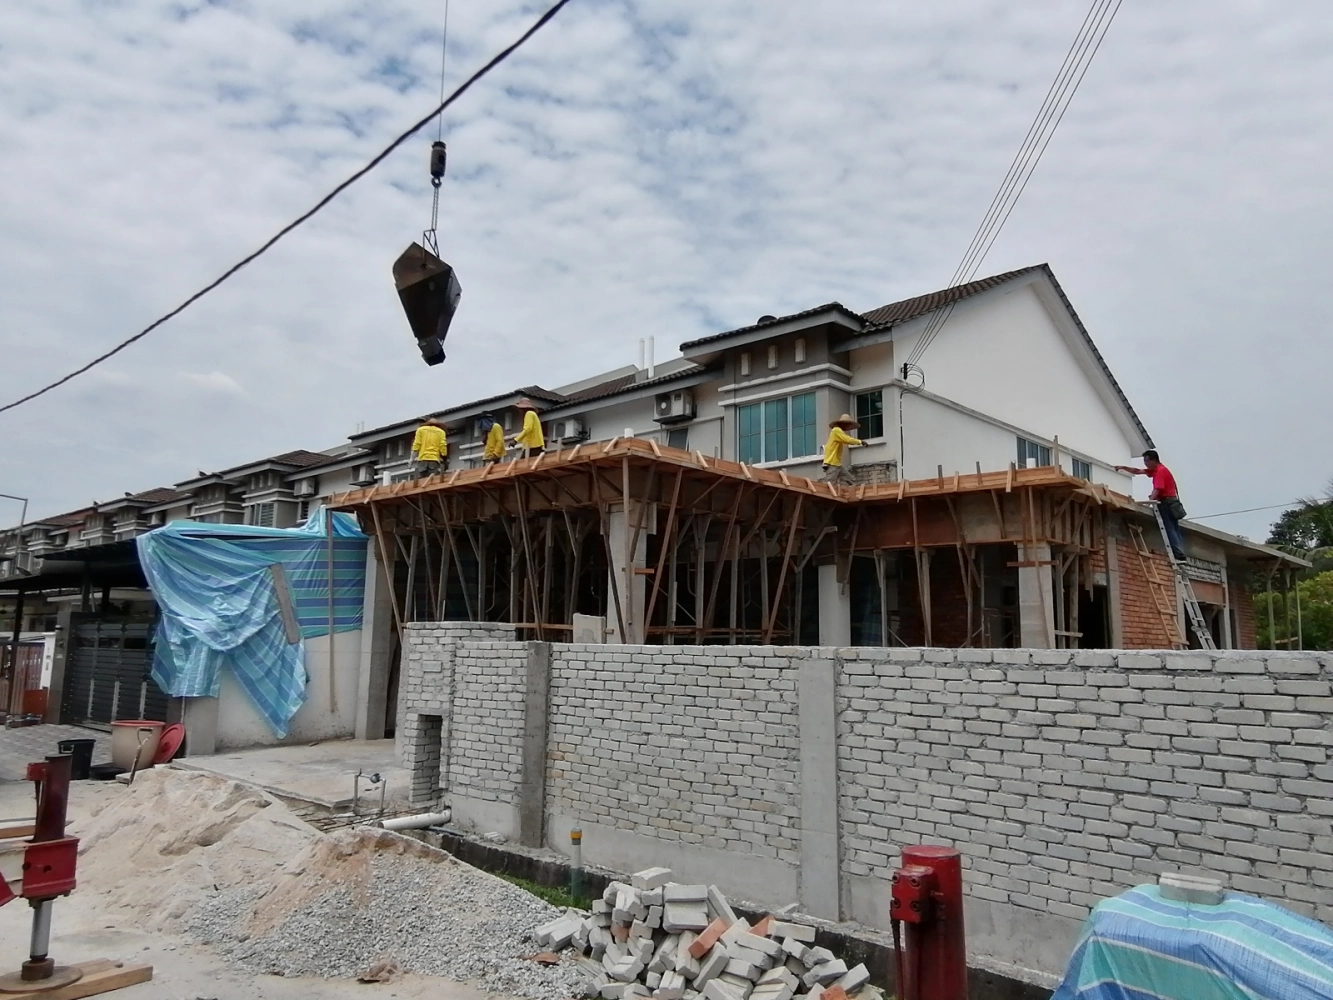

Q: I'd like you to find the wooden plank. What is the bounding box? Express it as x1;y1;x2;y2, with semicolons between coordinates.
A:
0;823;35;840
12;961;153;1000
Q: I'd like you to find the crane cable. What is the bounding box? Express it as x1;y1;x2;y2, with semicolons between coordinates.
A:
424;0;452;256
0;0;573;417
904;0;1124;372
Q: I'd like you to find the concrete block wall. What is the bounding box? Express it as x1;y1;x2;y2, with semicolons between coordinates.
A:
398;625;1333;982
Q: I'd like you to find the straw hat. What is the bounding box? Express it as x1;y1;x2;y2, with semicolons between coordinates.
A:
515;397;538;411
830;413;859;429
421;416;445;427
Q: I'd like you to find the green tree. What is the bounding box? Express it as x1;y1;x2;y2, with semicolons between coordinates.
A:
1255;571;1333;651
1267;482;1333;574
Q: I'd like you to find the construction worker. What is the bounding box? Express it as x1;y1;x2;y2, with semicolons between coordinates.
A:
511;398;545;458
1116;449;1187;561
479;411;506;464
411;417;447;477
821;413;862;487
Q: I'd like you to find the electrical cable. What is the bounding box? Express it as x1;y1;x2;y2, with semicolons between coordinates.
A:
904;0;1124;370
0;0;573;417
1191;500;1310;521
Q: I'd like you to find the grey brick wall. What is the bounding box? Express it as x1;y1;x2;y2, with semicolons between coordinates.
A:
546;645;804;863
399;625;1333;942
836;647;1333;926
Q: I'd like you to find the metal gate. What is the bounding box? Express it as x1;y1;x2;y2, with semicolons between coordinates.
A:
61;618;169;725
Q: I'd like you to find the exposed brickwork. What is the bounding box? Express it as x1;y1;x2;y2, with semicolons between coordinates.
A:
837;647;1333;926
1231;575;1258;650
1114;536;1178;648
547;646;803;863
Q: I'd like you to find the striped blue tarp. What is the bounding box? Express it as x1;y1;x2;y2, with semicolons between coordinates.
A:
1051;885;1333;1000
136;508;367;737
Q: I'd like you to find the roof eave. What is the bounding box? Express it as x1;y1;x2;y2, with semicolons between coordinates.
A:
681;308;864;364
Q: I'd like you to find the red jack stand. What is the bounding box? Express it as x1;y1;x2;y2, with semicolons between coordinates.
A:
890;845;968;1000
0;753;152;997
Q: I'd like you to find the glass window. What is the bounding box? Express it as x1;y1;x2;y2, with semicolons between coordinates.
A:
667;428;689;450
764;398;789;462
1072;458;1091;480
1017;437;1052;467
791;392;817;457
737;403;762;463
855;390;884;439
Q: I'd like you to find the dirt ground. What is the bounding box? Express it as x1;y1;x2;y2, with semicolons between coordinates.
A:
0;775;505;1000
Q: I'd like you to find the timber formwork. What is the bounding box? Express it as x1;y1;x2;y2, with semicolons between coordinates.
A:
329;437;1125;648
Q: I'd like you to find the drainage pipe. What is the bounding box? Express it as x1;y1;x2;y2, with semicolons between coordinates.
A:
380;809;452;831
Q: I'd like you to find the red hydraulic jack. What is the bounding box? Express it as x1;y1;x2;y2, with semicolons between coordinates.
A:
0;754;83;991
890;846;968;1000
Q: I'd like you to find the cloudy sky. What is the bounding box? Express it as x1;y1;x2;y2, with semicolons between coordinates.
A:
1;0;1329;542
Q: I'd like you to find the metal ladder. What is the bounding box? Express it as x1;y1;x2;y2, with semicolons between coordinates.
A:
1143;504;1217;650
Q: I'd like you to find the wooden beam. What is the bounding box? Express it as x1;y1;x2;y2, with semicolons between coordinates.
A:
645;468;685;633
764;495;805;643
369;504;404;636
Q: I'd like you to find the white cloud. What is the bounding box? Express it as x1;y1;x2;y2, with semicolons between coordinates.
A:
0;0;1330;542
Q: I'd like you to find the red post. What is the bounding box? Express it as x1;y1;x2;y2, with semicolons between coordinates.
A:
891;845;967;1000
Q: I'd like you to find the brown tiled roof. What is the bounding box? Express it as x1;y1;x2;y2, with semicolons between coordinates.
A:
124;487;190;506
680;303;861;351
860;266;1044;328
264;450;330;468
33;508;95;528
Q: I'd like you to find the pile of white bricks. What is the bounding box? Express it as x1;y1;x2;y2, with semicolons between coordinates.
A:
533;868;873;1000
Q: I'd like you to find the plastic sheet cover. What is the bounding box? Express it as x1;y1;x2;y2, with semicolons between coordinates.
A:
136;508;367;737
1052;885;1333;1000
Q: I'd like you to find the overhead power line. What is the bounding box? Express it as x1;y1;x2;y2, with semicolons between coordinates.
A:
904;0;1124;371
0;0;573;417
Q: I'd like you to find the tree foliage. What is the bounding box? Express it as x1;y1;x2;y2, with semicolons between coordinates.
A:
1267;481;1333;574
1255;571;1333;651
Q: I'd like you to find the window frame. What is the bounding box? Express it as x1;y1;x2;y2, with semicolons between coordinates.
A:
854;389;885;440
736;390;818;463
1071;457;1091;480
1017;436;1052;468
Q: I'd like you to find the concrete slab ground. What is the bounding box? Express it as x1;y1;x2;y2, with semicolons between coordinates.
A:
0;723;111;782
0;779;499;1000
171;738;408;810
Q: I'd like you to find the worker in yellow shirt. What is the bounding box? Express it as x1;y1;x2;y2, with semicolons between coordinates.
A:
821;413;862;487
411;417;447;477
479;412;506;464
510;398;545;458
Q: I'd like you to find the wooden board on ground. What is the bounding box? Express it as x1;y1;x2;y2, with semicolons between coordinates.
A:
0;823;35;841
0;960;152;999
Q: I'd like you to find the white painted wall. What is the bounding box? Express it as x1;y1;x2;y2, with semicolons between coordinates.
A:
890;276;1145;468
214;630;362;750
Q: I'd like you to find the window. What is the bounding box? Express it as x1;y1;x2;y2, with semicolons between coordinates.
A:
740;352;751;377
247;503;275;527
855;390;884;439
791;392;816;458
1071;458;1091;480
767;345;778;370
296;500;311;524
1017;437;1051;467
667;428;689;450
794;338;806;364
737;391;817;463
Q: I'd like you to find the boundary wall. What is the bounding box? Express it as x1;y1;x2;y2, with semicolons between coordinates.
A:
398;624;1333;980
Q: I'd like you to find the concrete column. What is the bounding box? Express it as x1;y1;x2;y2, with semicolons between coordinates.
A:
817;563;851;647
606;502;652;644
798;657;841;920
1018;541;1055;648
1106;536;1125;648
355;539;396;740
518;641;551;847
44;601;74;724
181;697;219;756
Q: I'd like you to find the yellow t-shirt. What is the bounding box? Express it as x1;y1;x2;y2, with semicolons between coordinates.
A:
483;422;506;461
514;410;544;449
823;426;860;467
412;424;447;462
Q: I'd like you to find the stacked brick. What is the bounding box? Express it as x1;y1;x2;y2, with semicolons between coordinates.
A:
534;868;872;1000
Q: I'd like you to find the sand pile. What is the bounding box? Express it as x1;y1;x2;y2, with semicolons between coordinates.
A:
74;769;583;999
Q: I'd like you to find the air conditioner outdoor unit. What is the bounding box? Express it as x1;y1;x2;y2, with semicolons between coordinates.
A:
654;389;695;424
293;479;317;497
352;464;377;486
553;417;588;443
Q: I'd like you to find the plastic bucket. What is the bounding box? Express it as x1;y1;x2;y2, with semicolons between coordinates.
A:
110;720;164;770
56;738;96;780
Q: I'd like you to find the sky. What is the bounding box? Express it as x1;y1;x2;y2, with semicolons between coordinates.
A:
1;0;1330;543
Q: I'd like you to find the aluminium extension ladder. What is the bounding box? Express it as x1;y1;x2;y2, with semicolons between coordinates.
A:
1126;505;1217;650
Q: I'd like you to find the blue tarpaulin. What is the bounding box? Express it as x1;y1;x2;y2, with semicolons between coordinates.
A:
1052;885;1333;1000
136;508;367;738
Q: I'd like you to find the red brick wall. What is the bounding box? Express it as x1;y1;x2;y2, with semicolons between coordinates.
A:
1230;575;1257;650
1114;536;1178;649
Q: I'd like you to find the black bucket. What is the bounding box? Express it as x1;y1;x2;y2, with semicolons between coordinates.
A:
57;738;96;780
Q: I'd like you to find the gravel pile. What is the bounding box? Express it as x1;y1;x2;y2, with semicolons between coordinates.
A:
74;769;587;1000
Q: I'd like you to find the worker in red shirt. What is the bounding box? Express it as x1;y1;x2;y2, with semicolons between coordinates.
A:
1116;449;1187;561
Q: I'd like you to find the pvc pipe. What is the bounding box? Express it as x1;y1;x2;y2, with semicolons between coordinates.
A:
380;809;451;831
